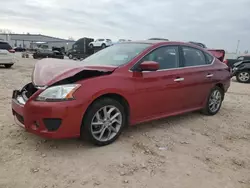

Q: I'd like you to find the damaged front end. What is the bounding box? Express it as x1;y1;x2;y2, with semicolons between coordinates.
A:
12;83;38;105
13;69;113;105
50;69;113;86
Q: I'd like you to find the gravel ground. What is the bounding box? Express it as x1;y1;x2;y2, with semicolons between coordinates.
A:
0;55;250;188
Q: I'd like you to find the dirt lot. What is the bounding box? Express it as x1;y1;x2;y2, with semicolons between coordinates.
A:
0;56;250;188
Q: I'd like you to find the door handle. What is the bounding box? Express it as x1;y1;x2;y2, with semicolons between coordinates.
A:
174;77;184;82
206;74;214;78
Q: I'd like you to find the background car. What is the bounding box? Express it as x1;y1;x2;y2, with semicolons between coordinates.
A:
189;41;207;48
14;47;26;52
224;55;250;68
0;41;15;68
148;38;169;41
33;49;64;59
12;41;231;146
89;39;112;48
231;60;250;83
67;37;94;59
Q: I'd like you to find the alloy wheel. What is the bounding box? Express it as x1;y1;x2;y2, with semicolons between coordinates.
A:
91;105;122;142
238;72;250;82
208;89;222;113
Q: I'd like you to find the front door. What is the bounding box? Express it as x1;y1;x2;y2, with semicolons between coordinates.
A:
131;45;186;121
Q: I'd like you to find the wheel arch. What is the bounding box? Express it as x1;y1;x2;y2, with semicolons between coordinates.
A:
215;83;225;100
82;93;130;128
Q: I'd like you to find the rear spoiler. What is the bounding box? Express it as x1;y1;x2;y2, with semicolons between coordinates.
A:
207;49;225;62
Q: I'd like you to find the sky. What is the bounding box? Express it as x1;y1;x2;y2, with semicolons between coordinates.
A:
0;0;250;52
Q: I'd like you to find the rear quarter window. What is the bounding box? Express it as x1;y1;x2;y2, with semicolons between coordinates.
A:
0;42;11;50
204;53;214;64
182;46;206;67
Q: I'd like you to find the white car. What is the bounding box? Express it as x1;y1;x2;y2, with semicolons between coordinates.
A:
89;39;112;48
0;41;15;68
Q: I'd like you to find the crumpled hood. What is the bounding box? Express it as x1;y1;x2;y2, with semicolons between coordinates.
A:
32;58;117;86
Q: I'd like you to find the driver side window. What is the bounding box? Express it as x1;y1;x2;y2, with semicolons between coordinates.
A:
141;46;179;70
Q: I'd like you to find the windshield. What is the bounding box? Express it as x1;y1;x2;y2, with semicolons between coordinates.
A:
82;43;151;66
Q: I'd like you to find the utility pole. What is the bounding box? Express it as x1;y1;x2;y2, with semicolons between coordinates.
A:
236;40;240;54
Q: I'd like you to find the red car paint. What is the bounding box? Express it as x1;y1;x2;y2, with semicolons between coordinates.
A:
12;41;231;139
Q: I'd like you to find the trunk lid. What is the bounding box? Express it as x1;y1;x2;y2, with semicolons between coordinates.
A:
207;49;225;62
32;58;117;86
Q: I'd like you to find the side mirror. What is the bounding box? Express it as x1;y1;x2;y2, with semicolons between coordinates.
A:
139;61;159;71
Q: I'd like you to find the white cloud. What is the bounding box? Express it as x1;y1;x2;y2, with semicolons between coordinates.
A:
0;0;250;51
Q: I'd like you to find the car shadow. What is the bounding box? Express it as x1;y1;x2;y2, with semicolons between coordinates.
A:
24;111;201;152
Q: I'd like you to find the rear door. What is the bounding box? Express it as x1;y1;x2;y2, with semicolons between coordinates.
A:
177;46;215;109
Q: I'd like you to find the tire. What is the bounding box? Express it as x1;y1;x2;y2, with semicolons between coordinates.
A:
4;64;13;68
81;98;126;146
68;54;73;59
236;71;250;83
101;43;106;48
89;44;94;49
201;86;224;115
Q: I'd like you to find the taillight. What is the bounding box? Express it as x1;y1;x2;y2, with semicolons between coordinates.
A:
8;49;15;53
223;59;228;64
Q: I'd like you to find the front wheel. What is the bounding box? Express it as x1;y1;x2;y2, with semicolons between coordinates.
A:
236;71;250;83
202;86;224;115
81;98;126;146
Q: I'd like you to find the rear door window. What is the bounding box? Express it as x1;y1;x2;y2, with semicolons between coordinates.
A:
0;42;11;50
182;46;206;67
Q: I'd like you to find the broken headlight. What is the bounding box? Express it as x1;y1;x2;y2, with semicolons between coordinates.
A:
36;84;80;101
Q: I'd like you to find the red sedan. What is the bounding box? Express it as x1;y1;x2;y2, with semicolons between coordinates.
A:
12;41;231;146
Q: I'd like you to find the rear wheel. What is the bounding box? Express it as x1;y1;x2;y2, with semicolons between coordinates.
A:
4;64;13;68
236;71;250;83
101;43;106;48
81;98;126;146
89;44;94;49
202;86;224;115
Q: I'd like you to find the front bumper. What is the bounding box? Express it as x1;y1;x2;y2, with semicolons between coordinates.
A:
11;89;86;139
231;67;238;76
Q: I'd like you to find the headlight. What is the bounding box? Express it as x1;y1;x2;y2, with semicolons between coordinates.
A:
36;84;80;101
233;67;238;71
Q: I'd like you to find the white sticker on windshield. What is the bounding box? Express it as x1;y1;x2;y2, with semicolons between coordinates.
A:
113;55;128;61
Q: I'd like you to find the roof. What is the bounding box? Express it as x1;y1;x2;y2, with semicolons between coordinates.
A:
126;40;188;45
121;40;209;51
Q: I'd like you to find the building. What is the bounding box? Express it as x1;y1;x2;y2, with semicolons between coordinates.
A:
0;33;75;51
